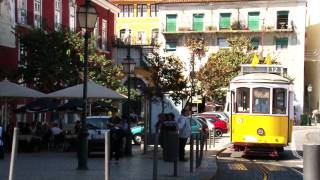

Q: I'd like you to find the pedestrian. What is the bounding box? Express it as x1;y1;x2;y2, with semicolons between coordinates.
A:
109;109;124;163
177;109;191;161
0;123;4;159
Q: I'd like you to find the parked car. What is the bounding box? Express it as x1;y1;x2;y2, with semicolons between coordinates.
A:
199;114;228;137
201;111;229;123
130;123;144;145
87;116;111;154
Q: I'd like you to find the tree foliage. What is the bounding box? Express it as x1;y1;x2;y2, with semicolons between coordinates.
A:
17;29;123;93
197;36;254;103
145;48;187;105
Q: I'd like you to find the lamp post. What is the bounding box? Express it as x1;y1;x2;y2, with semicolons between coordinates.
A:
122;47;136;116
307;83;313;126
77;0;98;170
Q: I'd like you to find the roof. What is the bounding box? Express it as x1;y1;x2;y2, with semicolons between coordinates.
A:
92;0;121;13
231;73;292;84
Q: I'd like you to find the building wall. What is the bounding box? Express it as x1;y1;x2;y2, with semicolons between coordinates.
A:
305;0;320;112
158;0;306;120
0;0;119;71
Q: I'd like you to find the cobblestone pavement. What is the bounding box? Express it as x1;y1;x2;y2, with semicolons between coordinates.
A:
0;136;230;180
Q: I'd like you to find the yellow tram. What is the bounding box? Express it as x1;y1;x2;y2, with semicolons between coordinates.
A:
229;67;294;156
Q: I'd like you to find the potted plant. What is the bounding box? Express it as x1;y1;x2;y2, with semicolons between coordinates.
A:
206;25;217;31
231;21;241;30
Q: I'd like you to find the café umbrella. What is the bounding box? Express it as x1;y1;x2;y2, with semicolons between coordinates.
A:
46;80;127;99
0;79;45;128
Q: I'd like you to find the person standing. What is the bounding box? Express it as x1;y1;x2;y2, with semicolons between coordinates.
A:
177;109;191;161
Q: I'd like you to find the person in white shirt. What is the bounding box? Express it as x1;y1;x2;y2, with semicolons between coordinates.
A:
177;109;191;161
51;123;62;136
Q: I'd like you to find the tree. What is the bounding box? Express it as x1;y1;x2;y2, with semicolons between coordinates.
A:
17;29;123;93
145;47;187;111
197;36;254;103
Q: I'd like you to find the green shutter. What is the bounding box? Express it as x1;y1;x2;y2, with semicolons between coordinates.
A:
277;11;289;16
166;15;177;32
276;38;288;49
166;42;176;51
251;38;260;50
248;12;260;31
220;13;231;29
193;14;204;31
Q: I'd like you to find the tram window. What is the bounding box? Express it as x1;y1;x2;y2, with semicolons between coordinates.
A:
236;87;250;113
272;88;287;114
253;88;270;114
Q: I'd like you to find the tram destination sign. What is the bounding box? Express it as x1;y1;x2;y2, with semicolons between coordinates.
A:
240;64;287;76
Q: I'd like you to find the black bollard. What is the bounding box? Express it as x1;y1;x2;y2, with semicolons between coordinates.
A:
303;144;320;180
190;134;194;172
196;133;199;168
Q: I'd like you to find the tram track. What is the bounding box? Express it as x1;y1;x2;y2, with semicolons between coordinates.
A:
215;147;302;180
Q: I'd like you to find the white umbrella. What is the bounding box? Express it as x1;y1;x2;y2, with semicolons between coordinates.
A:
0;79;45;129
46;80;127;99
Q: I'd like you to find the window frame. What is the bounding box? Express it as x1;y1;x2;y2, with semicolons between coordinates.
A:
272;88;287;115
18;0;28;24
277;11;289;29
165;42;177;52
235;87;251;113
69;2;76;31
275;37;288;50
150;4;157;17
54;0;62;31
34;0;42;28
251;37;260;50
219;13;231;30
248;12;260;31
102;19;107;50
193;14;204;32
166;14;177;32
252;87;271;114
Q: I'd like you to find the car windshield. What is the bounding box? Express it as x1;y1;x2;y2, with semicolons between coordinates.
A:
87;117;109;129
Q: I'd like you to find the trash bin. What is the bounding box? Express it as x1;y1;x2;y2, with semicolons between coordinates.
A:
161;121;179;162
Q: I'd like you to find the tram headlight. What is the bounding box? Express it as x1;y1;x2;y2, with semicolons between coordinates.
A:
257;128;265;136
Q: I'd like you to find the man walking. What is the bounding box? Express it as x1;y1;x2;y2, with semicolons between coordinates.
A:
177;109;191;161
0;123;4;159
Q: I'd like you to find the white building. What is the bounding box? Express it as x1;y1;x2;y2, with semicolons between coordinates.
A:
158;0;306;121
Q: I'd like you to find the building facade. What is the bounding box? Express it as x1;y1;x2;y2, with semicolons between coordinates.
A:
0;0;120;72
158;0;306;120
305;0;320;113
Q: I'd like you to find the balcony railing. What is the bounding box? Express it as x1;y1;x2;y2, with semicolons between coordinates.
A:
112;36;158;47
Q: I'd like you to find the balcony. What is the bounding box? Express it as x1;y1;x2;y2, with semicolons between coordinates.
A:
162;22;294;35
112;36;158;47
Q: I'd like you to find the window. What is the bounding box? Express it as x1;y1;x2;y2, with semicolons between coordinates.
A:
219;13;231;29
34;0;42;28
93;19;99;48
120;29;131;44
102;19;107;50
193;14;204;32
137;4;147;17
118;5;133;17
275;37;288;50
54;0;62;31
251;37;260;50
277;11;289;29
236;87;250;113
252;88;270;114
272;88;287;114
19;42;27;65
137;31;146;44
248;12;260;31
151;29;159;44
166;14;177;32
151;4;158;17
69;2;76;31
18;0;27;24
218;38;229;48
166;42;176;51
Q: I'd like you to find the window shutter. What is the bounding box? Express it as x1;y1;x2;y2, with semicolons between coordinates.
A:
220;13;231;29
193;14;204;31
166;15;177;32
248;12;260;31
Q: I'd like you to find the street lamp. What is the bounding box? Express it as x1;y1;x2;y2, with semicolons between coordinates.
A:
122;48;136;116
307;83;313;126
77;0;98;170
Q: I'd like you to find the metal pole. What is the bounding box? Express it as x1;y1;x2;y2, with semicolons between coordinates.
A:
303;144;320;180
190;134;194;172
78;27;89;170
213;128;216;148
105;130;110;180
152;131;159;180
9;128;19;180
173;160;178;176
309;92;311;126
196;133;199;168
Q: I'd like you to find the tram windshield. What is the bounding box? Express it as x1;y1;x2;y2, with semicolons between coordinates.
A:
236;87;250;113
252;88;270;114
272;88;287;114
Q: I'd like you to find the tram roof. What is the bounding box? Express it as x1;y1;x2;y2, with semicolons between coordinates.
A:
231;73;292;84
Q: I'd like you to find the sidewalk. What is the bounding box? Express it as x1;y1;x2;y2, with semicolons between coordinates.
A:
0;136;230;180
